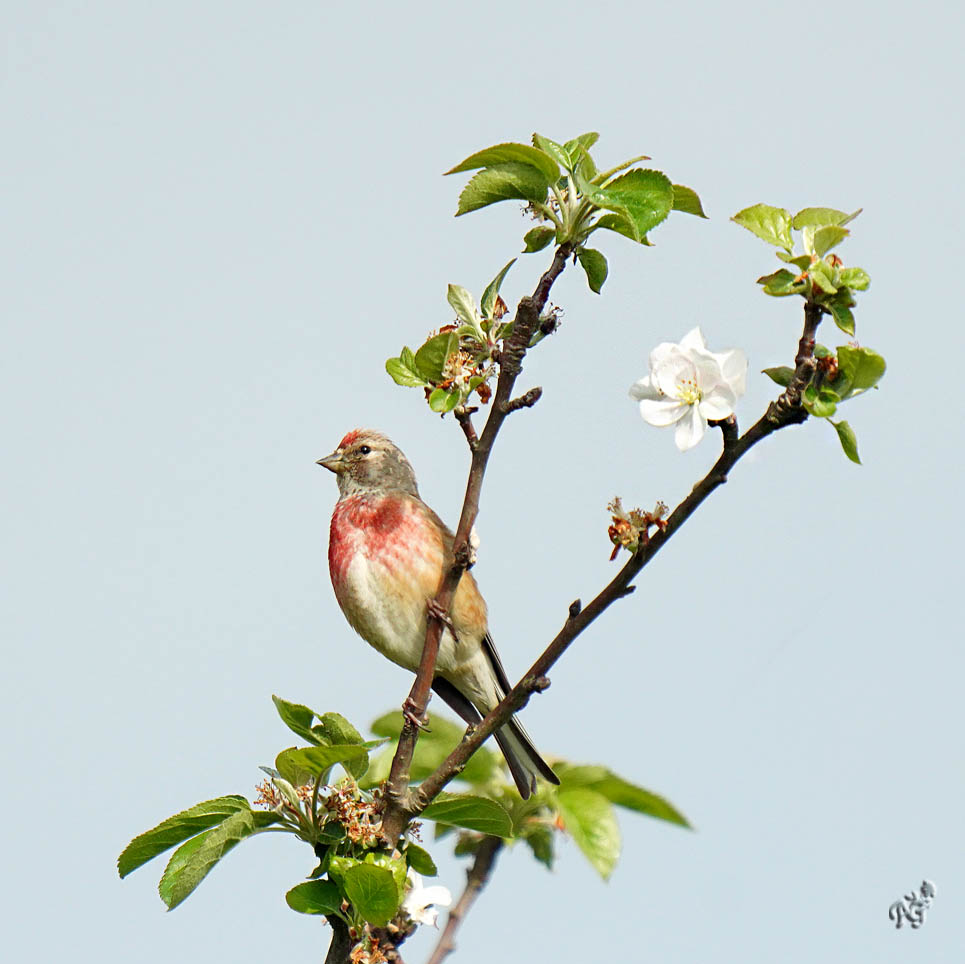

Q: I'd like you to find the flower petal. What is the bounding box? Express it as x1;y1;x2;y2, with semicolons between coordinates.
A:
674;404;706;450
698;383;737;420
639;397;689;427
652;349;697;399
678;326;707;354
718;348;748;396
628;375;661;401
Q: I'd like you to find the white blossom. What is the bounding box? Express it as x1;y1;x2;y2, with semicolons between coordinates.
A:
629;327;747;451
401;869;452;928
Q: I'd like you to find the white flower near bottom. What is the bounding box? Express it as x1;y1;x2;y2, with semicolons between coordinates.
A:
629;327;747;451
401;869;452;928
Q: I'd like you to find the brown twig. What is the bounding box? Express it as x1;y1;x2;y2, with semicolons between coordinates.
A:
425;837;504;964
400;299;822;813
380;243;573;841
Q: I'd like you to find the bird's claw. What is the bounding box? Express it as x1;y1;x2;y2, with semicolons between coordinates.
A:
427;598;457;637
402;698;430;731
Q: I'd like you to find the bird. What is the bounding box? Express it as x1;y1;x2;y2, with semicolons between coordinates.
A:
317;428;559;799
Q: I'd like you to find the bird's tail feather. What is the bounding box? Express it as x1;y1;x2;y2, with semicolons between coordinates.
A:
431;677;558;800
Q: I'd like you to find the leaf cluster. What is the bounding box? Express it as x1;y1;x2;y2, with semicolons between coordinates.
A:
117;696;690;929
733;204;870;335
447;133;706;293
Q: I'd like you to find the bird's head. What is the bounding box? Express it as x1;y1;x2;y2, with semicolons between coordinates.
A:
317;429;419;498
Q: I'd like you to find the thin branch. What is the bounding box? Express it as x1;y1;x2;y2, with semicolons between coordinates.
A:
402;299;822;812
425;837;504;964
381;243;573;842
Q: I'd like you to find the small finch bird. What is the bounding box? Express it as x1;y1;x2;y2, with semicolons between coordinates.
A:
317;428;559;799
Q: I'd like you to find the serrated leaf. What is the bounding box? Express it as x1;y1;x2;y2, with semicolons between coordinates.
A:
405;843;438;877
762;366;795;387
117;796;251;878
555;765;691;828
532;133;571;171
813;225;849;257
776;252;814;270
422;793;513;837
595;211;641;243
522;226;556;253
428;387;451;412
481;258;516;317
831;419;861;463
671;184;707;218
828;300;855;335
286;879;343;916
807;393;837;417
837;345;886;396
556;789;620;880
445;142;560;183
342;864;401;927
792;207;858;229
456;162;552;216
385;356;428;387
732;204;793;251
414;332;458;382
757;268;799;296
577;247;608;293
160;809;258;909
316;712;365;747
591;169;673;240
839;267;870;290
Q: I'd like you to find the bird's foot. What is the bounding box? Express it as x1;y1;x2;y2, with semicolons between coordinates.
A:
402;698;430;731
426;598;457;638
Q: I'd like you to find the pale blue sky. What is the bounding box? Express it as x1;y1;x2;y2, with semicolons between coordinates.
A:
4;2;963;961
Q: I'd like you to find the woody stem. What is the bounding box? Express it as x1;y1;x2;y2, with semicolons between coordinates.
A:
382;243;572;839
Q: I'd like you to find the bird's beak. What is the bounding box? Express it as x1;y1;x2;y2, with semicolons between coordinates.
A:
316;450;343;473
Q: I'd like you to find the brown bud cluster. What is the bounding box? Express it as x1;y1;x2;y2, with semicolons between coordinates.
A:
324;780;385;848
607;497;669;560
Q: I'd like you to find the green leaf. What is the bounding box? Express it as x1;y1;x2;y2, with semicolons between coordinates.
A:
576;247;608;293
385;348;428;388
562;132;600;155
591;169;673;240
447;284;479;328
732;204;793;250
809;260;838;294
279;745;370;784
556;765;691;828
160;809;258;910
271;696;324;746
342;864;401;927
831;419;861;464
837;345;886;396
414;332;458;382
428;387;457;413
117;796;251;878
520;823;555;869
522;226;556;253
422;793;514;837
364;851;407;900
776;252;814;271
286;879;343;916
756;268;799;296
405;843;438;877
316;712;365;747
792;207;860;229
762;366;795;387
595;211;642;243
481;258;516;317
445;142;560;183
456;162;552;216
532;133;571;171
671;184;707;218
808;392;838;418
828;299;855;335
813;225;849;257
839;267;870;290
556;789;620;880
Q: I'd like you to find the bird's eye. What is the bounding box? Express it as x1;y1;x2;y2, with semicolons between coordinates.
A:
359;445;371;455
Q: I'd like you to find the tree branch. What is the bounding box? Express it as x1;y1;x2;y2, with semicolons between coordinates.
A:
381;243;573;841
401;299;823;812
425;837;504;964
